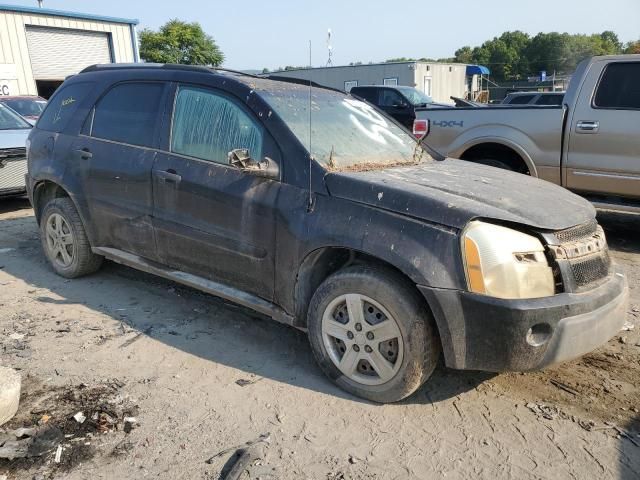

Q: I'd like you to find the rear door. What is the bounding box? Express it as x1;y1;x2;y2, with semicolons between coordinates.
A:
76;81;168;259
565;61;640;199
152;84;281;300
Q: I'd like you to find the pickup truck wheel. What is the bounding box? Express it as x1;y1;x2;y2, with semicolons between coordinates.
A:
40;197;103;278
472;158;514;171
307;266;440;403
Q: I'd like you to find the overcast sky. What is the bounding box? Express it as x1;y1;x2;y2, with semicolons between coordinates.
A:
9;0;640;70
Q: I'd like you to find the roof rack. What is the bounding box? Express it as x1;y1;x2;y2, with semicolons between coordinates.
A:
79;63;261;79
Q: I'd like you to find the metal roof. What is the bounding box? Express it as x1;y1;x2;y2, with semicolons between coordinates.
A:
0;3;139;25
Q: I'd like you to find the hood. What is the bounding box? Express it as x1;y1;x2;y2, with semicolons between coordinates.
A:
0;128;31;149
324;158;595;231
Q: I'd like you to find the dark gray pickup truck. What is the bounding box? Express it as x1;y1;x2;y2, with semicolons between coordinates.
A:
26;64;628;403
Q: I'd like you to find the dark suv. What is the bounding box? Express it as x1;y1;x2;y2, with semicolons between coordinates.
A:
350;85;448;129
27;64;628;403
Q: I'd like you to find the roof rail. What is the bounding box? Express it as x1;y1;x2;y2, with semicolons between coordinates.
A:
265;75;345;94
79;63;261;78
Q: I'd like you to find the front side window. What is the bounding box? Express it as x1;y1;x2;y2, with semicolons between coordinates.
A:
37;82;93;132
91;82;164;148
171;86;263;164
261;85;431;170
379;89;406;107
594;63;640;110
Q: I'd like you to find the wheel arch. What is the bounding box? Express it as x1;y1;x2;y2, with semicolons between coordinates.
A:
455;139;538;177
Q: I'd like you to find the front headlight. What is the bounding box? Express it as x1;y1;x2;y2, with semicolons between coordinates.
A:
462;221;555;299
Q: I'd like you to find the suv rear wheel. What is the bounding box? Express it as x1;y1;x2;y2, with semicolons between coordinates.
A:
307;266;440;403
40;197;103;278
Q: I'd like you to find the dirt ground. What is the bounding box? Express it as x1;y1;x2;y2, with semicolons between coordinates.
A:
0;196;638;480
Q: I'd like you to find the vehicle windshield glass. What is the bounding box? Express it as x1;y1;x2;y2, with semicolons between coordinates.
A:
396;87;433;105
0;104;31;130
261;85;431;171
2;98;46;117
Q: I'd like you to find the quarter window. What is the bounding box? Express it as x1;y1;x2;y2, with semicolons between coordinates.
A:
171;86;263;164
91;82;164;147
594;63;640;110
38;82;94;133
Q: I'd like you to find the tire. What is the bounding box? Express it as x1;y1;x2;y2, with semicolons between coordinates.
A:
40;197;103;278
471;158;515;171
307;265;440;403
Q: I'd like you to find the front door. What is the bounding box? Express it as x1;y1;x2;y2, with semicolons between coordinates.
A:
77;81;168;259
565;61;640;199
378;88;414;129
152;84;280;300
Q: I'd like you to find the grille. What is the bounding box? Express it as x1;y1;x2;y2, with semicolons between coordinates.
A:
0;148;28;192
554;220;598;243
570;251;612;287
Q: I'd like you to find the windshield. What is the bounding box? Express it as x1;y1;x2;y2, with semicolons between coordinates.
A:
261;86;431;170
396;87;433;106
0;103;31;130
1;98;46;117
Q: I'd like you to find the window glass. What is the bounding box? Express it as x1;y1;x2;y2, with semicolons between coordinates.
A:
261;85;432;170
1;98;46;117
594;63;640;110
379;89;405;107
37;82;93;132
92;82;164;147
507;94;534;104
383;78;398;86
171;86;263;164
0;103;31;130
535;94;563;106
351;88;378;103
344;81;358;92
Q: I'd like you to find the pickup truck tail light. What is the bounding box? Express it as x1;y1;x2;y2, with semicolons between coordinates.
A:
413;119;429;139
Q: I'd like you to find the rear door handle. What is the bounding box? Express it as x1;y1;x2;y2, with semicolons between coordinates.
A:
154;169;182;184
74;148;92;160
576;121;599;133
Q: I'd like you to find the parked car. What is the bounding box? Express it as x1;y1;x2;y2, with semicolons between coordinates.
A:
0;96;47;124
0;103;31;197
501;91;565;106
415;55;640;213
350;85;450;129
27;64;628;403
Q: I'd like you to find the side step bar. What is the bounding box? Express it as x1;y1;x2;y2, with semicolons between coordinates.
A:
591;200;640;215
92;247;297;328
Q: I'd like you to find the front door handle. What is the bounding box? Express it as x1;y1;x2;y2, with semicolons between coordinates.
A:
74;148;92;160
154;169;182;184
576;120;599;133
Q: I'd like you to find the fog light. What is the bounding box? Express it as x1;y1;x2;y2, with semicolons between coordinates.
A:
526;323;552;347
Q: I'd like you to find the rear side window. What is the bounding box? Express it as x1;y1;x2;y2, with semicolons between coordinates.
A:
91;82;164;147
507;94;534;104
594;63;640;110
171;85;263;164
37;82;93;132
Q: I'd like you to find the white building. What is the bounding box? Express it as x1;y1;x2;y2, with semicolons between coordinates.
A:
0;3;139;98
269;61;473;103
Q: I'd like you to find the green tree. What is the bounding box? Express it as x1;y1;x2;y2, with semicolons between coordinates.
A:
454;46;473;64
139;19;224;66
624;40;640;54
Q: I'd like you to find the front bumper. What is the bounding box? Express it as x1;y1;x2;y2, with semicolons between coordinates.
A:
419;270;628;372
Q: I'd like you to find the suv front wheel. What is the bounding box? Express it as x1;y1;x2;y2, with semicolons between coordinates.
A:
40;197;103;278
307;266;440;403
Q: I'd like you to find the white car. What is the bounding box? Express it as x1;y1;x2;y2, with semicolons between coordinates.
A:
0;103;31;196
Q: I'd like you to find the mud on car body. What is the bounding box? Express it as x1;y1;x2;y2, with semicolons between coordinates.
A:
26;64;628;403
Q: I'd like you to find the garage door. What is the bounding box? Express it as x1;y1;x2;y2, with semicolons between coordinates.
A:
26;26;112;80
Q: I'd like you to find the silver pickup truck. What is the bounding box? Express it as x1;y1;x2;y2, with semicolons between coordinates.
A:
415;55;640;212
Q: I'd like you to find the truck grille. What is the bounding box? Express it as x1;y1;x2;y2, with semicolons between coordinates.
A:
549;221;611;291
0;147;27;192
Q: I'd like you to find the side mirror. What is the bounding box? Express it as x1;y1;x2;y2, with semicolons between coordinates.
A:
228;148;279;179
